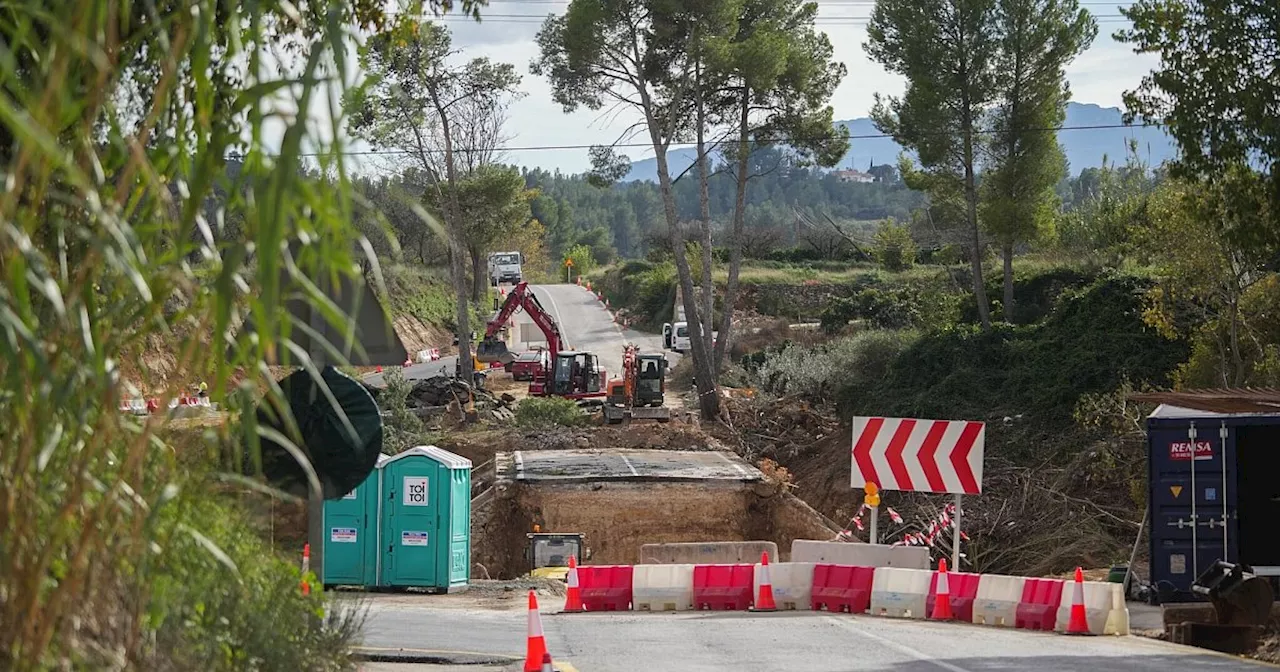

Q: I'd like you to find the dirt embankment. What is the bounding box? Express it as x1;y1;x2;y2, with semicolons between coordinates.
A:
393;314;455;356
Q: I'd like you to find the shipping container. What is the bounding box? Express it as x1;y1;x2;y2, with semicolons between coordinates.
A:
1147;405;1280;603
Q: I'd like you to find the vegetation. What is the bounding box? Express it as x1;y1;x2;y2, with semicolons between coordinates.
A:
515;397;590;429
381;369;427;454
0;0;415;666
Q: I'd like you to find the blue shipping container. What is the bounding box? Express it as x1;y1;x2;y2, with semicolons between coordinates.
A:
1147;404;1280;603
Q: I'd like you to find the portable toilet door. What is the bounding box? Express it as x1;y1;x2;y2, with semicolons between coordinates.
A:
379;446;472;590
437;447;473;591
322;453;388;588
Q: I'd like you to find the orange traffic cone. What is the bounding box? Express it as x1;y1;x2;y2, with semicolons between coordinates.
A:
753;551;777;611
523;591;548;672
930;558;952;620
563;555;584;612
300;543;311;596
540;652;554;672
1066;566;1091;635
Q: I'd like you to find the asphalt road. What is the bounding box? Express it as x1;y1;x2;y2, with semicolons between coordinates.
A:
363;283;674;388
357;596;1273;671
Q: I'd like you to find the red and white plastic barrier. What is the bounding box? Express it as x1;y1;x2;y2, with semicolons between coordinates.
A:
585;559;1127;637
417;348;441;363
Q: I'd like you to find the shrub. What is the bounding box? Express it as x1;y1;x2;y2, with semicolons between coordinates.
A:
515;397;588;428
756;330;918;401
819;287;924;333
381;368;425;454
872;218;917;271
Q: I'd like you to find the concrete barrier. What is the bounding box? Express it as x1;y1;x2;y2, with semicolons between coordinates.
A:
632;564;695;611
1054;580;1130;635
640;542;778;565
753;562;815;610
869;567;932;618
971;574;1026;627
790;541;929;569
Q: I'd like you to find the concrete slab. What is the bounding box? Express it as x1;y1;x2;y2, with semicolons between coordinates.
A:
501;449;762;483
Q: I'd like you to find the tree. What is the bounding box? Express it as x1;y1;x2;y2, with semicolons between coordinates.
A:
867;0;1000;329
982;0;1095;321
1118;0;1280;250
872;218;918;271
1138;170;1274;386
438;166;533;302
350;21;521;388
534;0;725;420
711;0;850;368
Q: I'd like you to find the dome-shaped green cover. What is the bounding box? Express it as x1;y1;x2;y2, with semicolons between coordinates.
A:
254;366;383;499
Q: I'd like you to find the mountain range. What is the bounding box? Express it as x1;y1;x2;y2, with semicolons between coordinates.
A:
621;102;1176;183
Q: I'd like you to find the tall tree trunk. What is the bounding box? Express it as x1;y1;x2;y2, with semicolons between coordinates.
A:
1002;241;1014;323
643;118;719;419
695;59;715;365
470;246;485;305
432;94;474;388
715;88;751;369
962;114;992;329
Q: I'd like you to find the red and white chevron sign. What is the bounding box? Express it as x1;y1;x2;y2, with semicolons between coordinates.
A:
850;417;986;495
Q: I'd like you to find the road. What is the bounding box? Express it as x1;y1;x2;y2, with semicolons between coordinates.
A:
503;449;761;483
356;595;1273;671
363;283;674;388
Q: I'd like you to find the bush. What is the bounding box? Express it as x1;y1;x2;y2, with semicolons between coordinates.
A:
756;330;918;401
820;287;923;333
515;396;588;428
840;274;1189;428
872;218;917;271
381;368;425;454
145;495;364;671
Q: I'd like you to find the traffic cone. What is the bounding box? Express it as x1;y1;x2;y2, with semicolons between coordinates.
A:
563;555;584;612
753;551;777;611
376;365;382;373
1066;567;1091;635
523;591;548;672
540;652;554;672
300;543;311;596
930;558;952;620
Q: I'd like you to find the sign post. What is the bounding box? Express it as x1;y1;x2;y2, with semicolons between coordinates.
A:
564;258;573;284
865;482;881;545
851;417;985;567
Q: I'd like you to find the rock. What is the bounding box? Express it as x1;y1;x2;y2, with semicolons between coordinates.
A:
501;393;517;403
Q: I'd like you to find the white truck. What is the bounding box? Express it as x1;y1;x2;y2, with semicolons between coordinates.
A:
488;251;523;286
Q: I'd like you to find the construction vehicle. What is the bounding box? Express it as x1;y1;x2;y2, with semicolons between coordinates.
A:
603;345;671;424
475;282;607;400
525;532;589;580
488;251;523;286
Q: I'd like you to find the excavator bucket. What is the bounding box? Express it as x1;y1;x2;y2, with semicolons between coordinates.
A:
475;338;515;365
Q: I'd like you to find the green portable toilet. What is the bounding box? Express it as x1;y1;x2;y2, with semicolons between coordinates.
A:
322;453;389;588
379;445;472;592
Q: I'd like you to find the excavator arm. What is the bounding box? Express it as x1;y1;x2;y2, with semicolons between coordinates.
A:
475;282;565;365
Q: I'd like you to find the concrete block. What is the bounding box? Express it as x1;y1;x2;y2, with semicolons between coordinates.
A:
790;540;929;569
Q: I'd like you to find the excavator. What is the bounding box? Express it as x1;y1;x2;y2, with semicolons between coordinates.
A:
475;282;607;400
603;345;671;424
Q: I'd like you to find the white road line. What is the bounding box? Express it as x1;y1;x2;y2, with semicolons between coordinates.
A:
827;618;972;672
535;285;570;350
715;451;750;477
515;451;525;480
619;453;640;477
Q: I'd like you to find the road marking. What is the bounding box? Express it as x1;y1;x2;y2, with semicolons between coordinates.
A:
556;663;580;672
715;451;750;477
827;618;972;672
619;453;640;477
515;451;525;479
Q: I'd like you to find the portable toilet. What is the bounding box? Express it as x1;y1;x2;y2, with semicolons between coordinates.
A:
322;453;389;588
379;445;472;592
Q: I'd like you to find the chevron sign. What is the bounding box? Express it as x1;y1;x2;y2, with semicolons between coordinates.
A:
850;417;986;495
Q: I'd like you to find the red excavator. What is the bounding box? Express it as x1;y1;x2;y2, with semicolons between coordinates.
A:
475;282;607;400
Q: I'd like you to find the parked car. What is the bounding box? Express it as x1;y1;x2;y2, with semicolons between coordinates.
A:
510;350;548;381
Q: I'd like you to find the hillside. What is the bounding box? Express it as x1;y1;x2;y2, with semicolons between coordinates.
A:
621;102;1176;182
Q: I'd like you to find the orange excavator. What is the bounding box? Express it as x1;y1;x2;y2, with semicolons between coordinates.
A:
475;282;607;400
603;344;670;424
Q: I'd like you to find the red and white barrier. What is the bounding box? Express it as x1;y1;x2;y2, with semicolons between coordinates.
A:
567;560;1131;638
417;348;441;363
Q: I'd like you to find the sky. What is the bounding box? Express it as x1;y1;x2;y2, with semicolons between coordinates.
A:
334;0;1159;176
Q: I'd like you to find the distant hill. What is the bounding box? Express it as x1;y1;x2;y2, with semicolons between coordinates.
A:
621;102;1176;182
